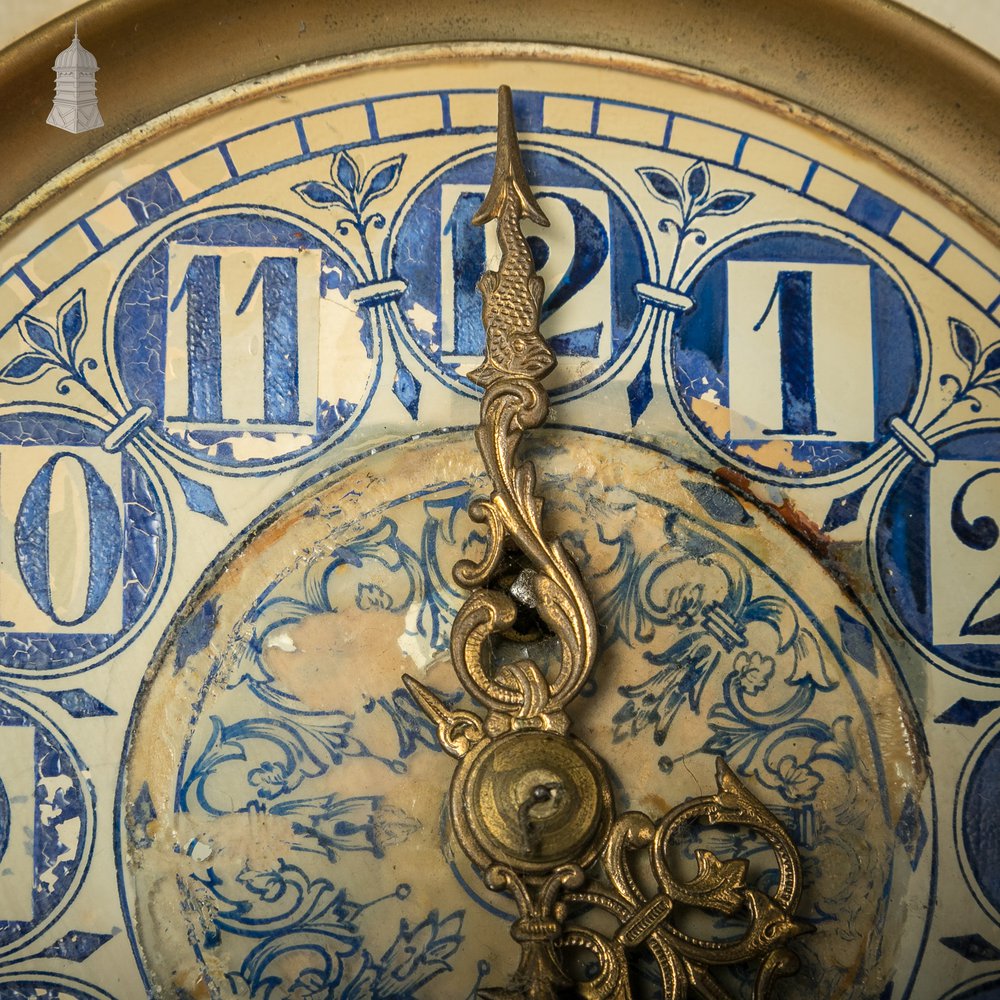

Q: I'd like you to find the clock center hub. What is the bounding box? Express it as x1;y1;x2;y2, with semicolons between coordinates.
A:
459;730;610;872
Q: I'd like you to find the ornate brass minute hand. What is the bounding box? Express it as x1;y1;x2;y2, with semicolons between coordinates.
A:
403;85;811;1000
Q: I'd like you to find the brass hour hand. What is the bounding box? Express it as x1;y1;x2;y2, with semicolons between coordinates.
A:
404;85;810;1000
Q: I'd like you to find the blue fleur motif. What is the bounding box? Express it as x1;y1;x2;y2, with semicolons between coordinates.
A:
293;149;425;418
603;516;849;799
0;289;95;391
636;160;754;286
271;791;420;862
341;909;465;999
940;317;1000;412
292;150;405;282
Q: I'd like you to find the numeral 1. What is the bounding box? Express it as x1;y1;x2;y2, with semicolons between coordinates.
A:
236;257;300;425
754;271;831;437
170;254;223;422
726;260;875;442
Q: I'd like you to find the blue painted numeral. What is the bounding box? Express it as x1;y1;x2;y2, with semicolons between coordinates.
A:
170;254;223;422
237;256;300;425
443;190;608;357
443;192;487;356
951;468;1000;637
14;452;123;627
755;270;831;437
168;250;307;426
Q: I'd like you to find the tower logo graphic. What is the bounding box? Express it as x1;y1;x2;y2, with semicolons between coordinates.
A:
47;23;103;135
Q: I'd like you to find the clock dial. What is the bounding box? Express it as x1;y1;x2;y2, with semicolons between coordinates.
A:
126;435;919;997
0;36;996;1000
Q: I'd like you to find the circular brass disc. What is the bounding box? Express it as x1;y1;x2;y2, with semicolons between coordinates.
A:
456;730;611;873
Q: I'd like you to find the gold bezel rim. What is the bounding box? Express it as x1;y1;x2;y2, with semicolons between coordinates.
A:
1;0;997;225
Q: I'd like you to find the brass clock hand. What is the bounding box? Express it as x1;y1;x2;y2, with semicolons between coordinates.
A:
404;85;811;1000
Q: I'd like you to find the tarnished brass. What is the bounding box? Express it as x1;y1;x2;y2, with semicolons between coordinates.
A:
403;85;811;1000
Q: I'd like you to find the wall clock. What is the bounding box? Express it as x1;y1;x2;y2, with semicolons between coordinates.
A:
0;1;997;997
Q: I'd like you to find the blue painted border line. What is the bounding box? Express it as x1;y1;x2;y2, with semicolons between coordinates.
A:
217;143;239;179
77;216;102;251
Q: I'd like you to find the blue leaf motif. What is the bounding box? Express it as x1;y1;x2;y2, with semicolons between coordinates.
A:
787;629;838;691
393;360;421;419
743;595;798;652
40;688;116;718
614;634;720;745
360;154;404;208
950;317;980;369
21;316;58;354
935;697;1000;727
174;596;220;673
335;151;361;194
636;166;684;208
979;342;1000;381
57;289;87;359
627;361;654;425
292;180;351;210
821;482;869;533
698;190;753;217
940;933;1000;963
32;929;115;962
0;352;55;383
684;160;709;202
175;470;227;524
835;606;877;675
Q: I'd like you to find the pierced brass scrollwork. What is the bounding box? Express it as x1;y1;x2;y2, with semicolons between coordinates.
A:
403;86;811;1000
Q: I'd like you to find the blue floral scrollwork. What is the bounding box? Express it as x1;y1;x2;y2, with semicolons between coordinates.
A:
178;712;406;816
183;860;464;999
603;517;851;802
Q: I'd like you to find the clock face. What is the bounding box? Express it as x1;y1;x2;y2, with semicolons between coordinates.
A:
0;38;997;1000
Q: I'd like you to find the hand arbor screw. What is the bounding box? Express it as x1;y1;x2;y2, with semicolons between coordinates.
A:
403;85;811;1000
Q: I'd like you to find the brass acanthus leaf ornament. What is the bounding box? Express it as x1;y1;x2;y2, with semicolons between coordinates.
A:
403;85;811;1000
